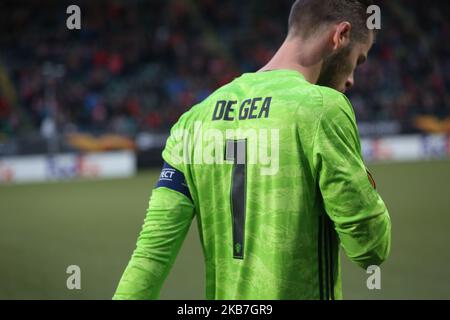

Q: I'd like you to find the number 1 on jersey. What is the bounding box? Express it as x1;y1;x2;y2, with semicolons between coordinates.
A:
225;139;247;259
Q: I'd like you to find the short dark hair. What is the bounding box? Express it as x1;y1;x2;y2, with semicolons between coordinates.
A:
288;0;374;43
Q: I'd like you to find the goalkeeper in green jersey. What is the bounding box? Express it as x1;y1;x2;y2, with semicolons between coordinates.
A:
114;0;391;300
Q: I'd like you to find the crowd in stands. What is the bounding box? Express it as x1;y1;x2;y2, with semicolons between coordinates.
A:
0;0;449;138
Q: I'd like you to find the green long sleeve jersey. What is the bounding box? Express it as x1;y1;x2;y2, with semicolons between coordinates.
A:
113;69;391;300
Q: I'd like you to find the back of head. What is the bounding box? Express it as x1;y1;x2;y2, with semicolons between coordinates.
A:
288;0;374;43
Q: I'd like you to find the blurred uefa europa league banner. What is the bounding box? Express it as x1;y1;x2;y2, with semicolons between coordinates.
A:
1;134;449;184
0;151;136;184
361;134;450;162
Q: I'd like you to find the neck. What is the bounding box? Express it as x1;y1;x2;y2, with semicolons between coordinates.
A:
259;36;324;84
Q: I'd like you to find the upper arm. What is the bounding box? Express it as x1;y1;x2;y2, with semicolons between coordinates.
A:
313;91;391;268
313;93;379;224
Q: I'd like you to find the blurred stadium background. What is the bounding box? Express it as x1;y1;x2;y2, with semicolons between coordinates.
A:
0;0;449;299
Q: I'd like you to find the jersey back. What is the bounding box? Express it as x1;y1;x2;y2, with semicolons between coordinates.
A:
163;69;360;299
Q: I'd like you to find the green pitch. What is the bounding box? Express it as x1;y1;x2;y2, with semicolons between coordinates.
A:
0;160;449;299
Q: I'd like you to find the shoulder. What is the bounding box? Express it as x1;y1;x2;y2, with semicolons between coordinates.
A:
314;85;356;123
169;100;207;131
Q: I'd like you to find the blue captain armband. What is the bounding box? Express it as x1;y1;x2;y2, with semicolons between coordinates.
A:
156;162;192;201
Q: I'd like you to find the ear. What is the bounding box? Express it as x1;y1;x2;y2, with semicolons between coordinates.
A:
332;22;352;50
